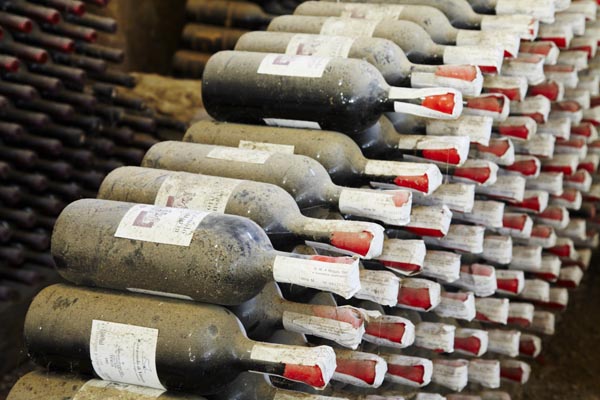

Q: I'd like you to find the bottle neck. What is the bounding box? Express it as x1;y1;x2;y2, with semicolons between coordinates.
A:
236;340;336;390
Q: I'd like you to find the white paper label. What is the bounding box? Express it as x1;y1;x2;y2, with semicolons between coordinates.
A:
451;264;497;297
412;183;475;213
456;30;519;58
434;292;476;321
531;311;555;335
257;53;330;78
495;269;525;295
480;15;539;40
475;298;509;324
510;246;543;271
332;352;387;388
422;250;461;282
263;118;322;130
320;17;378;38
285;34;354;58
432;360;469;392
508;302;534;324
376;239;426;275
518;279;550;302
476;175;525;202
469;359;501;388
496;0;555;21
207;147;271;164
406;205;452;235
488;329;521;357
355;269;399;306
453;200;504;228
89;320;165;390
455;329;489;357
74;380;165;399
339;188;411;226
154;173;240;213
238;140;295;155
114;204;208;247
481;235;513;265
272;255;360;299
426;116;492;146
415;322;455;353
444;46;502;73
282;310;364;349
362;314;415;348
250;343;335;387
339;4;404;20
424;225;485;254
384;355;432;387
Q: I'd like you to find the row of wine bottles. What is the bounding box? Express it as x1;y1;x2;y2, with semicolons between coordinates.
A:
11;0;600;398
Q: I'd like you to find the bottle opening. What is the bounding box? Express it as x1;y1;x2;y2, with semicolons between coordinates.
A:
467;96;505;113
487;87;521;101
397;287;432;310
387;364;425;385
453;166;491;184
421;149;461;165
330;230;374;257
529;81;561;101
500;365;524;383
335;359;378;385
365;321;407;344
497;278;520;294
476;140;510;157
421;93;457;115
503;214;528;230
283;364;326;388
506;159;538;176
393;174;429;193
454;336;481;355
508;317;531;328
435;65;478;82
312;305;364;329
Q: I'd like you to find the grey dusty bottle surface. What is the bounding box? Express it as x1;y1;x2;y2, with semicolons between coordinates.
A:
24;284;338;394
201;50;462;136
234;31;483;96
183;120;442;194
98;167;386;259
7;371;206;400
51;199;361;304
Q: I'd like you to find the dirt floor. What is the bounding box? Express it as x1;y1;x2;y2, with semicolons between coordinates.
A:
1;263;599;399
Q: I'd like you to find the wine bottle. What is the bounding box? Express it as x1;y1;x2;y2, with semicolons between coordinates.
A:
184;120;451;187
52;199;362;304
202;51;463;136
172;50;211;79
234;31;483;95
230;282;367;348
97;167;388;257
25;284;338;393
141;144;439;217
320;0;539;39
293;1;520;57
267;16;503;73
186;0;274;29
7;371;207;400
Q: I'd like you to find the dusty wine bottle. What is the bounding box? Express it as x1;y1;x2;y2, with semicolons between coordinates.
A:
140;144;437;222
25;284;338;394
98;167;388;258
267;15;503;72
186;0;273;29
183;120;446;190
52;199;362;304
321;0;539;39
7;371;207;400
293;1;520;57
202;51;463;135
234;31;483;95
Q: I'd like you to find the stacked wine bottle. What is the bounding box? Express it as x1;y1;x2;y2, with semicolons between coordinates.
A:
0;0;189;374
8;0;600;399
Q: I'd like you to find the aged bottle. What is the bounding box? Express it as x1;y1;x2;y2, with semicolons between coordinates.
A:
184;120;448;189
293;1;520;57
7;371;206;400
98;167;388;258
202;51;463;136
141;142;440;208
25;284;338;394
320;0;538;39
52;199;362;304
186;0;273;29
182;23;248;53
267;15;503;72
234;31;483;95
